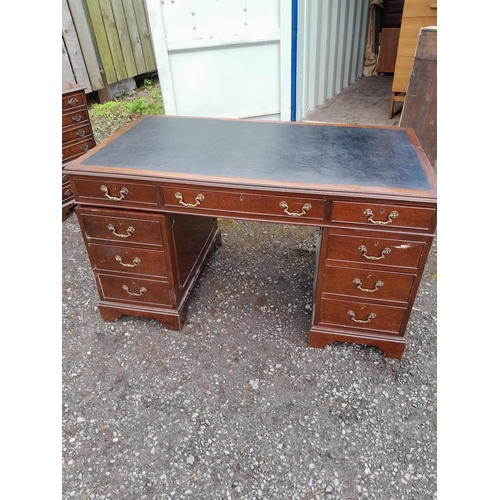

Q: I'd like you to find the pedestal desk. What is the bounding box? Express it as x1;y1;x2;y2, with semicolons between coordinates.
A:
64;115;437;358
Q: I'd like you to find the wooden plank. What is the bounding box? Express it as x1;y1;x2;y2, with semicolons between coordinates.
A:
400;17;437;36
377;28;400;73
414;27;437;61
400;28;437;170
110;0;137;77
400;0;437;18
62;0;92;91
99;0;128;81
86;0;117;83
67;0;104;91
392;73;411;93
122;0;147;75
62;39;77;83
393;37;420;57
137;0;157;71
394;55;415;77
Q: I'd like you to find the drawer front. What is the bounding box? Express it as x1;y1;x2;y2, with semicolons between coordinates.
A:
62;124;94;145
62;109;90;129
97;274;173;307
327;232;425;269
88;243;168;277
78;211;164;247
331;201;435;231
62;183;73;202
319;297;406;334
163;186;326;221
62;139;95;162
62;91;86;112
73;178;158;207
322;265;415;304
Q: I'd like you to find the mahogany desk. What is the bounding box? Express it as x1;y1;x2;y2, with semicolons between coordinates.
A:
64;115;437;358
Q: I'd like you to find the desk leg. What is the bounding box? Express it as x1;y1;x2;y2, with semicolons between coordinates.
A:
308;327;406;359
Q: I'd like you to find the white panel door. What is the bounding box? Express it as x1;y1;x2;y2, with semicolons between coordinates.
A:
146;0;291;120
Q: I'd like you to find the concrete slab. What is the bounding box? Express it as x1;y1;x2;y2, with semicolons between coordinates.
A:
303;75;402;127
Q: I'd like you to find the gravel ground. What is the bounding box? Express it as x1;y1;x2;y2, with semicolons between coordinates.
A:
62;213;437;500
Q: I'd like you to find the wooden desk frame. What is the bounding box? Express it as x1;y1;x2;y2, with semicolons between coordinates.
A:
65;116;437;359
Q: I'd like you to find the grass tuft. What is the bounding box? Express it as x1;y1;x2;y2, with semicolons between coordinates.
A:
89;79;164;143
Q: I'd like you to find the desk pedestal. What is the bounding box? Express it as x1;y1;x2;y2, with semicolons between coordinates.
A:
76;207;221;330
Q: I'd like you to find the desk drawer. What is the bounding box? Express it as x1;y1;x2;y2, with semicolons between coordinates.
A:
62;124;94;144
62;139;95;162
88;243;168;277
73;178;158;207
62;92;86;112
97;273;173;307
163;186;326;221
77;209;165;246
326;231;425;270
319;297;406;335
331;201;435;231
63;110;90;128
322;265;415;304
62;182;73;202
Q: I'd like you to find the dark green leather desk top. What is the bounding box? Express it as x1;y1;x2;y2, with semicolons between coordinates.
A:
80;115;433;192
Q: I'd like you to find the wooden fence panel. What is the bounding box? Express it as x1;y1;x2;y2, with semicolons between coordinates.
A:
66;0;104;90
62;0;92;90
62;39;76;83
122;0;146;75
134;0;156;71
110;0;138;76
84;0;156;85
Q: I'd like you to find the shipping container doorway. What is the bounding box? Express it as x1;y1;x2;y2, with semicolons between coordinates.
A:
145;0;370;122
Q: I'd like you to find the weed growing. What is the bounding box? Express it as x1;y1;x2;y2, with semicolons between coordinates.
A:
89;79;164;143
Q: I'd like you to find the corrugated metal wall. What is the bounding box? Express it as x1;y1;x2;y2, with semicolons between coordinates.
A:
296;0;370;121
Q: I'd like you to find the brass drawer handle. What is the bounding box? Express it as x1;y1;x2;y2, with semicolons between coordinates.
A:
175;192;204;207
347;310;376;324
122;285;147;296
72;114;82;122
358;245;391;260
115;255;141;267
279;201;311;217
80;144;89;152
68;97;79;106
101;185;129;201
353;278;384;293
76;129;86;138
364;209;399;225
107;224;135;238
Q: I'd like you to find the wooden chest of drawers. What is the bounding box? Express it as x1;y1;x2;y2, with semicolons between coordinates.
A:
64;116;437;359
62;81;96;221
309;198;435;358
76;206;221;330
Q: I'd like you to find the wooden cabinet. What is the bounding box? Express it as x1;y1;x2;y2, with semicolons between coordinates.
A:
377;28;400;73
76;207;220;330
389;0;437;118
310;206;434;359
62;81;96;220
65;115;436;359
